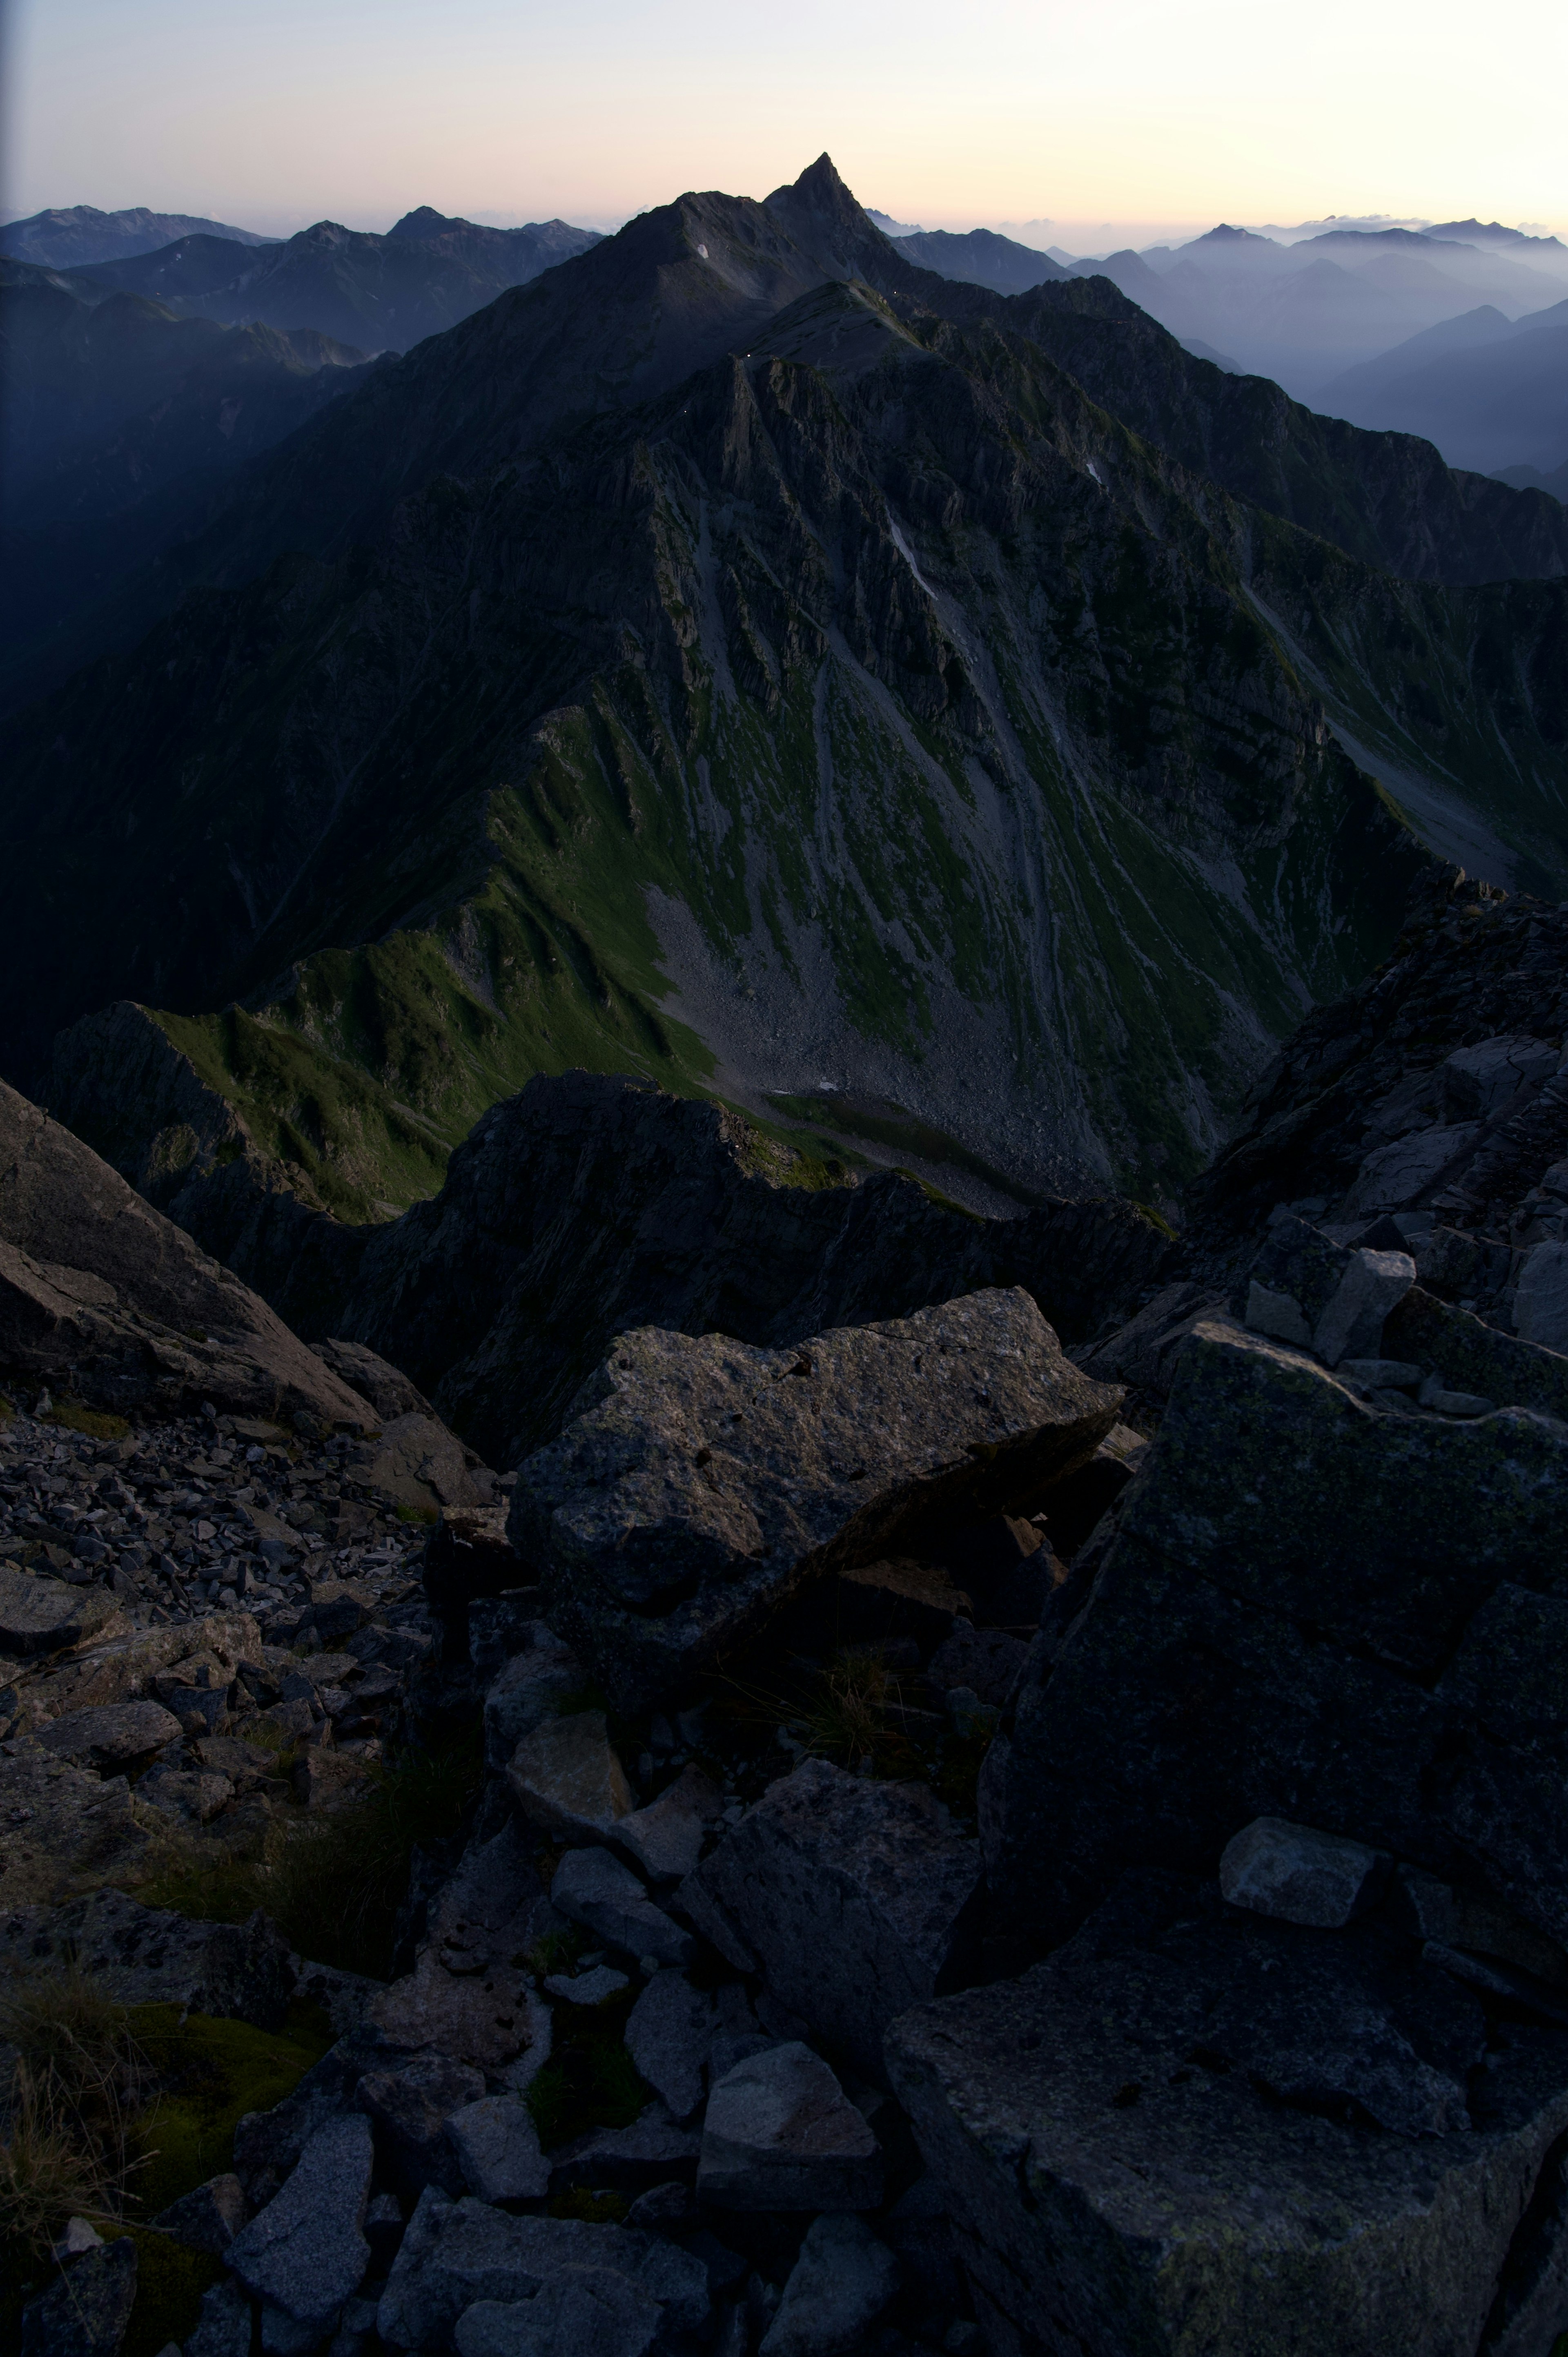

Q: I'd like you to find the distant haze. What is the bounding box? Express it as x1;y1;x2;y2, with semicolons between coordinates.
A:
6;0;1566;241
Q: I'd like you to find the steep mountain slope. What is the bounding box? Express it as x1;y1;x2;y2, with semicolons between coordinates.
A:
53;209;603;353
892;228;1066;294
1;282;368;508
11;272;1440;1208
1317;299;1568;473
0;204;275;267
1001;279;1568;585
7;161;1568;1231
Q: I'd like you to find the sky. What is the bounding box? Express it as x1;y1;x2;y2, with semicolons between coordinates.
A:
6;0;1566;248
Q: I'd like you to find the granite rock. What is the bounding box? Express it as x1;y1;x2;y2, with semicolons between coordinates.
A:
506;1710;634;1839
511;1289;1120;1708
610;1764;724;1886
1220;1818;1391;1928
151;2171;249;2254
226;2110;374;2331
697;2043;882;2212
0;1888;293;2027
760;2213;900;2357
551;1846;694;1966
453;2272;664;2357
692;1757;982;2078
445;2096;550;2203
624;1970;717;2122
358;2055;487;2201
885;1873;1568;2357
35;1697;182;1767
19;2235;138;2356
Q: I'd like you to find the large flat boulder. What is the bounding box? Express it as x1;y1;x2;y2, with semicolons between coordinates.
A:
0;1079;376;1427
691;1757;983;2080
0;1886;293;2026
511;1289;1120;1708
981;1319;1568;1955
886;1872;1568;2357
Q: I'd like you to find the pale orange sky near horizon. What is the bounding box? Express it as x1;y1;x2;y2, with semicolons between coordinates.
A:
7;0;1566;246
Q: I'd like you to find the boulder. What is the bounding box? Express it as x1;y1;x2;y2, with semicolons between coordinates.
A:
697;2043;882;2212
1219;1819;1391;1928
507;1710;634;1840
544;1962;630;2007
363;1412;487;1514
225;2110;374;2335
151;2172;249;2254
481;1627;581;1770
760;2214;900;2357
358;2056;487;2201
454;2273;664;2357
370;1960;553;2085
551;2104;704;2193
981;1320;1568;1954
0;1563;119;1656
1515;1241;1568;1354
185;2278;255;2357
376;2192;710;2350
19;2235;137;2356
925;1625;1028;1708
691;1757;982;2078
624;1971;717;2122
309;1336;434;1422
511;1289;1121;1708
551;1847;694;1966
35;1698;182;1768
0;1079;375;1427
611;1765;723;1886
445;2096;550;2203
885;1872;1568;2357
0;1888;293;2027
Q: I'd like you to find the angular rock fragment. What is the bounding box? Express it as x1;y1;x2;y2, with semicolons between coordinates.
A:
512;1289;1120;1706
1219;1818;1390;1927
0;1888;292;2027
18;2235;137;2357
611;1764;723;1885
151;2170;249;2254
0;1562;119;1656
552;1846;694;1965
358;2056;487;2201
445;2096;550;2203
692;1757;982;2076
370;1959;552;2083
185;2277;255;2357
886;1873;1568;2357
483;1627;583;1771
376;2192;710;2349
760;2213;900;2357
1515;1240;1568;1354
552;2104;703;2192
507;1709;634;1839
697;2043;882;2211
625;1970;716;2121
1312;1247;1417;1365
982;1320;1568;1952
454;2272;664;2357
35;1697;182;1766
226;2111;373;2334
544;1964;630;2007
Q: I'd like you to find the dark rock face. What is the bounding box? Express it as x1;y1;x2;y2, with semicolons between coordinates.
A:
885;1872;1568;2357
19;2234;137;2356
511;1287;1120;1706
691;1757;982;2080
0;1887;295;2026
119;1070;1171;1470
0;1079;376;1428
982;1318;1568;1957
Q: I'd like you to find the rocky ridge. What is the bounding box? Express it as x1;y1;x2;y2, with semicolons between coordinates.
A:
7;874;1568;2357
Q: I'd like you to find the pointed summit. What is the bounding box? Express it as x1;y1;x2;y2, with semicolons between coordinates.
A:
764;152;901;287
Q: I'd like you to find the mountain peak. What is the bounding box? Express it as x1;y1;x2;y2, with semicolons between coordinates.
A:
387;206;461;242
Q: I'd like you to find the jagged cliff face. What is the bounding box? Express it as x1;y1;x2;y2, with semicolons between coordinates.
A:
9;161;1568;1218
29;282;1426;1204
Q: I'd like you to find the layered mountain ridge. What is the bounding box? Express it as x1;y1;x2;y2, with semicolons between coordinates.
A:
4;157;1567;1238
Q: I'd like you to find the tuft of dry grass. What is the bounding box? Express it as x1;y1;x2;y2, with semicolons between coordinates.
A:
0;1963;147;2261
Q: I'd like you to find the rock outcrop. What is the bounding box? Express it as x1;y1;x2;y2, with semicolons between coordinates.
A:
0;1079;377;1428
510;1288;1120;1706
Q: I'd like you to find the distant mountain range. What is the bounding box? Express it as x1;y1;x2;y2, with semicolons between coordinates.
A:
1065;221;1568;405
37;207;604;353
1315;296;1568;476
889;227;1067;294
3;156;1567;1246
0;204;276;268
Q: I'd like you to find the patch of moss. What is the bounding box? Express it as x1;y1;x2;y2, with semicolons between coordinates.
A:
114;2228;222;2357
41;1398;131;1442
548;2187;629;2224
127;2004;333;2217
525;2004;649;2150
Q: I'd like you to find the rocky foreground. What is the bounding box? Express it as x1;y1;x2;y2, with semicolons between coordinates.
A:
6;871;1568;2357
